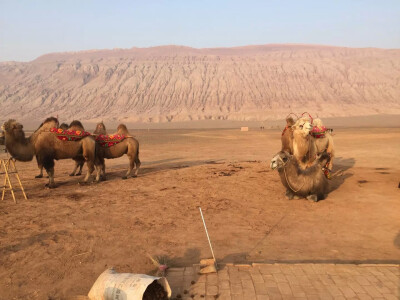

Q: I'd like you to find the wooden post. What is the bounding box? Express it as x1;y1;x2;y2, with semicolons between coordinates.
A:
0;158;28;203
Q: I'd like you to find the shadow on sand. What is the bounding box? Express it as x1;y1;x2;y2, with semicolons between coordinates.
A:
329;156;355;193
104;158;224;180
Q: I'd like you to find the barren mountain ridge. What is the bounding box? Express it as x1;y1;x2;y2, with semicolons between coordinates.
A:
1;44;399;123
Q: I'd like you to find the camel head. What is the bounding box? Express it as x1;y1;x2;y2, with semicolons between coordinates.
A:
270;151;291;170
94;122;107;135
2;119;26;141
292;117;313;137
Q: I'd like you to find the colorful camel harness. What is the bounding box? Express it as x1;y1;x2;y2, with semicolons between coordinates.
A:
50;128;127;147
95;134;126;147
310;125;328;138
50;128;91;141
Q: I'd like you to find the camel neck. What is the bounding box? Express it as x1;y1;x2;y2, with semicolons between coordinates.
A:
4;131;34;162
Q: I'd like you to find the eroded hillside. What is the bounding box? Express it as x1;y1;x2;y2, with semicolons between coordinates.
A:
1;45;399;123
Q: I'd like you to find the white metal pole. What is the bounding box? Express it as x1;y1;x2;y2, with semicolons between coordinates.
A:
199;206;217;269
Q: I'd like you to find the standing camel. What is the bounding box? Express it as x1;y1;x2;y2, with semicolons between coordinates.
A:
94;123;140;180
3;118;100;188
35;120;87;178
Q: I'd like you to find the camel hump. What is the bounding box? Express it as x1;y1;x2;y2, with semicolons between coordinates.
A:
59;123;69;130
116;124;130;135
69;120;84;130
94;122;107;135
312;118;324;127
43;116;59;124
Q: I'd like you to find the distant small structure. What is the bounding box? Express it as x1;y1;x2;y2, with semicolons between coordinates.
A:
241;127;249;132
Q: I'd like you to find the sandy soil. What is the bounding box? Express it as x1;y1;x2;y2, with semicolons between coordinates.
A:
0;127;399;299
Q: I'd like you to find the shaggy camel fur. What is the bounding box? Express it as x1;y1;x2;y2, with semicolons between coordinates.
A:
3;118;99;188
270;150;330;202
95;123;141;180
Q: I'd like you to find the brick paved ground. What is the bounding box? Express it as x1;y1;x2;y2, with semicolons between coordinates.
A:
165;263;399;300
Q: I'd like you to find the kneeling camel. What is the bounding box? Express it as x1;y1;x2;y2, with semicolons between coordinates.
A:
270;150;330;202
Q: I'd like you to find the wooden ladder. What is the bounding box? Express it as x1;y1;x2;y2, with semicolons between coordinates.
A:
1;158;28;203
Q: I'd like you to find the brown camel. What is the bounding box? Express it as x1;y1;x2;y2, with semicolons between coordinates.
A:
95;123;141;180
3;118;99;188
281;116;296;153
270;150;330;202
34;120;87;178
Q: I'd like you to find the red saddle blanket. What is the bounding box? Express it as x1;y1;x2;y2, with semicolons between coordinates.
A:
95;134;126;147
310;126;327;138
50;128;91;141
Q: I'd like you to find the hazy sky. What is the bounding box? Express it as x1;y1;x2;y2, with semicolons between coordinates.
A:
1;0;399;62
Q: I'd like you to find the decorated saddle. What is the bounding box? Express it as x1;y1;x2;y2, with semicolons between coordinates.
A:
95;134;126;147
310;125;328;138
50;128;91;141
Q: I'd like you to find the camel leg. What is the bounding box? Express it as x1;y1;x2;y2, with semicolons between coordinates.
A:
36;166;44;178
122;163;132;179
75;161;85;176
122;156;135;179
133;156;141;177
306;194;318;202
45;167;56;189
285;189;295;200
76;162;84;176
69;162;79;176
82;161;95;183
101;162;106;181
35;156;44;178
94;164;102;183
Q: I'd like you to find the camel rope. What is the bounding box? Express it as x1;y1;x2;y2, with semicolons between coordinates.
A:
278;155;306;193
283;166;306;193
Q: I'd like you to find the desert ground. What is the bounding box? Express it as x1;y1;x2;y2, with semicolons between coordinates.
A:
0;126;399;299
